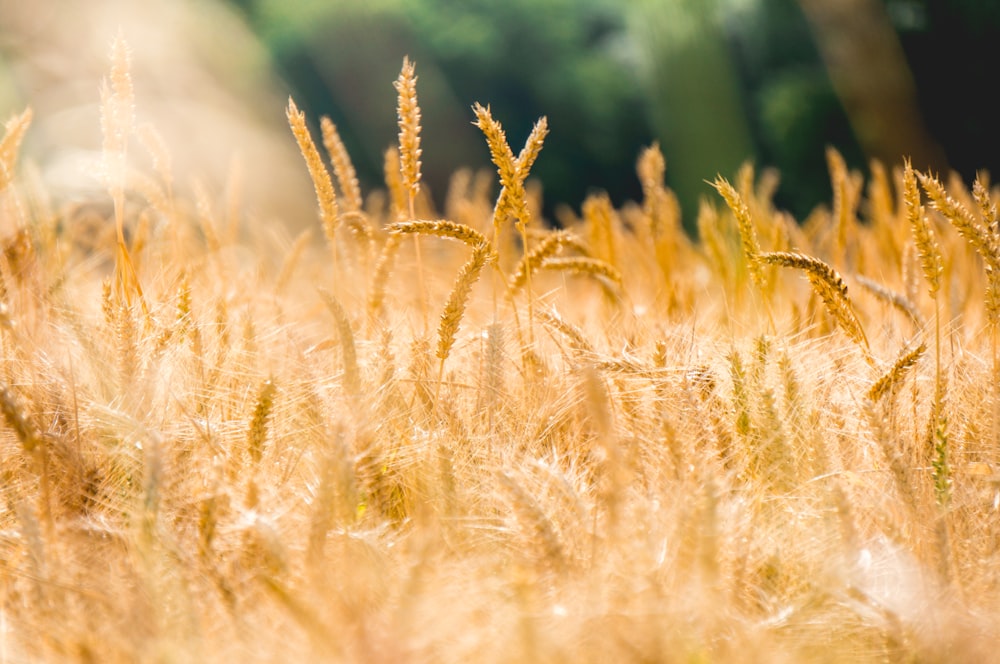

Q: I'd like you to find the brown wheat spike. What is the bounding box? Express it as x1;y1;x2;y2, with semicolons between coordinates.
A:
137;123;174;199
583;192;618;267
471;103;524;230
515;116;549;183
511;230;581;292
0;108;33;191
388;219;489;248
287;98;340;245
368;234;402;320
318;289;361;398
395;57;422;211
0;383;40;453
903;160;942;296
100;34;146;312
539;256;623;290
972;174;1000;325
760;251;871;357
918;170;1000;272
496;470;565;570
854;274;924;328
437;243;495;363
247;378;277;464
320;116;362;213
382;147;407;222
826;146;855;262
637;142;666;205
276;229;313;294
536;307;594;356
868;342;926;402
867;159;895;230
712;176;765;290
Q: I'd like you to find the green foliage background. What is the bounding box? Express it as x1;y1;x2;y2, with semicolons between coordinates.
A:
230;0;1000;225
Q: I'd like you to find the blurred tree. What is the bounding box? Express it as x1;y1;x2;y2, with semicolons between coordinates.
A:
229;0;1000;228
232;0;651;222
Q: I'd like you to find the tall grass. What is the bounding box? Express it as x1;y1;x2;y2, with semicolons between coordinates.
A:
0;44;999;663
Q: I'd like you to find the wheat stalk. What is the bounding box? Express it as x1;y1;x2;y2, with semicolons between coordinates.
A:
760;251;871;360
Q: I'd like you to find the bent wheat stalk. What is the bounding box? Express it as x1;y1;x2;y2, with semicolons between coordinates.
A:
760;251;872;363
388;219;489;248
436;243;495;400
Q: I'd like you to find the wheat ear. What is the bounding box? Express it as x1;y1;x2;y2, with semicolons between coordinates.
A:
437;243;495;365
100;34;146;313
368;234;402;322
536;307;594;356
318;289;361;399
972;173;1000;454
538;256;623;292
247;378;277;464
497;470;565;570
287;98;339;250
0;108;32;191
918;170;999;271
511;230;581;292
394;57;428;329
388;219;488;248
712;176;765;291
854;275;923;328
320;116;362;213
904;161;944;297
868;342;926;402
760;251;872;361
472;103;548;335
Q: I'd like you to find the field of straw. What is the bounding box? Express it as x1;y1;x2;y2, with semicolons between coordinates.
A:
2;37;1000;663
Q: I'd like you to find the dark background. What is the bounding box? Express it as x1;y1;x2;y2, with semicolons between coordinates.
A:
227;0;1000;229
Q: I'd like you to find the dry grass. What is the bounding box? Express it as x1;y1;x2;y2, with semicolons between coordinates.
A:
1;46;1000;664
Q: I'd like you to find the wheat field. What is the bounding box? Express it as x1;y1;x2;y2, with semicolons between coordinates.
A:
1;38;999;663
